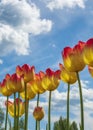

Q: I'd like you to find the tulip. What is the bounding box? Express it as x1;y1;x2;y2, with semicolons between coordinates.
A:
5;73;25;130
33;106;44;121
29;71;46;130
59;63;77;84
5;98;25;117
16;64;35;83
0;75;13;130
33;106;44;130
62;41;85;72
5;98;25;130
42;68;60;130
83;38;93;66
16;64;35;130
62;41;85;130
42;69;61;91
59;63;77;130
31;71;46;94
6;73;25;93
0;79;12;96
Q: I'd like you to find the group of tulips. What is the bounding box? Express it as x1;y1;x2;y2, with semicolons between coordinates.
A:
0;38;93;130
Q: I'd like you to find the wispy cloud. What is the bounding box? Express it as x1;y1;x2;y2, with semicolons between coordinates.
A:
43;0;85;11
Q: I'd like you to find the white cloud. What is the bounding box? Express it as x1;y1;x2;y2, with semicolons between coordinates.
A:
44;0;85;10
0;23;29;55
0;0;52;56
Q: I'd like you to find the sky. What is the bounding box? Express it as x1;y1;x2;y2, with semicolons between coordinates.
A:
0;0;93;130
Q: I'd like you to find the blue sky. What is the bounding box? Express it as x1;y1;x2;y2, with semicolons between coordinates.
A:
0;0;93;130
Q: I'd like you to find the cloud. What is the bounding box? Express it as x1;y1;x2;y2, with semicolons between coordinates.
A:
0;23;29;55
44;0;85;10
0;0;52;56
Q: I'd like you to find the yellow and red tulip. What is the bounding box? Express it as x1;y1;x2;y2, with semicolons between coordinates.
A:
16;64;35;83
59;63;77;130
6;73;25;93
0;79;12;96
62;41;86;72
33;106;44;121
59;63;77;84
42;68;61;91
31;71;46;94
83;38;93;66
5;98;25;117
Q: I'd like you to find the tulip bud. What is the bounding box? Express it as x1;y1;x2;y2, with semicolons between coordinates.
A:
33;106;44;121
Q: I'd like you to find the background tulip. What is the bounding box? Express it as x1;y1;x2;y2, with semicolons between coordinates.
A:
33;106;44;121
5;98;25;117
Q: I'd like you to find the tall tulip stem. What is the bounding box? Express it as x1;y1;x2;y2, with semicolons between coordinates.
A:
14;93;17;130
48;91;52;130
36;93;40;130
67;83;70;130
17;92;20;130
76;72;84;130
5;96;9;130
25;83;29;130
37;120;40;130
37;93;40;107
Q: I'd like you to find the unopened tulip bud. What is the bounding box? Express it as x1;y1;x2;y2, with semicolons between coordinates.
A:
33;106;44;121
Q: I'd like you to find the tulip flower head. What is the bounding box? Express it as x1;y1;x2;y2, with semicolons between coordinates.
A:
42;68;61;91
62;41;86;72
7;73;25;93
0;79;12;96
31;71;46;94
83;38;93;66
59;63;77;84
5;98;25;117
16;64;35;83
33;106;44;121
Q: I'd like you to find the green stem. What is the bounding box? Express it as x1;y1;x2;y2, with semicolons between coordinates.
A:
37;93;40;107
48;91;52;130
5;96;9;130
37;121;40;130
17;92;20;130
8;116;11;130
36;93;40;130
25;83;27;130
26;100;29;130
14;93;16;130
67;83;70;130
25;83;29;130
76;72;84;130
